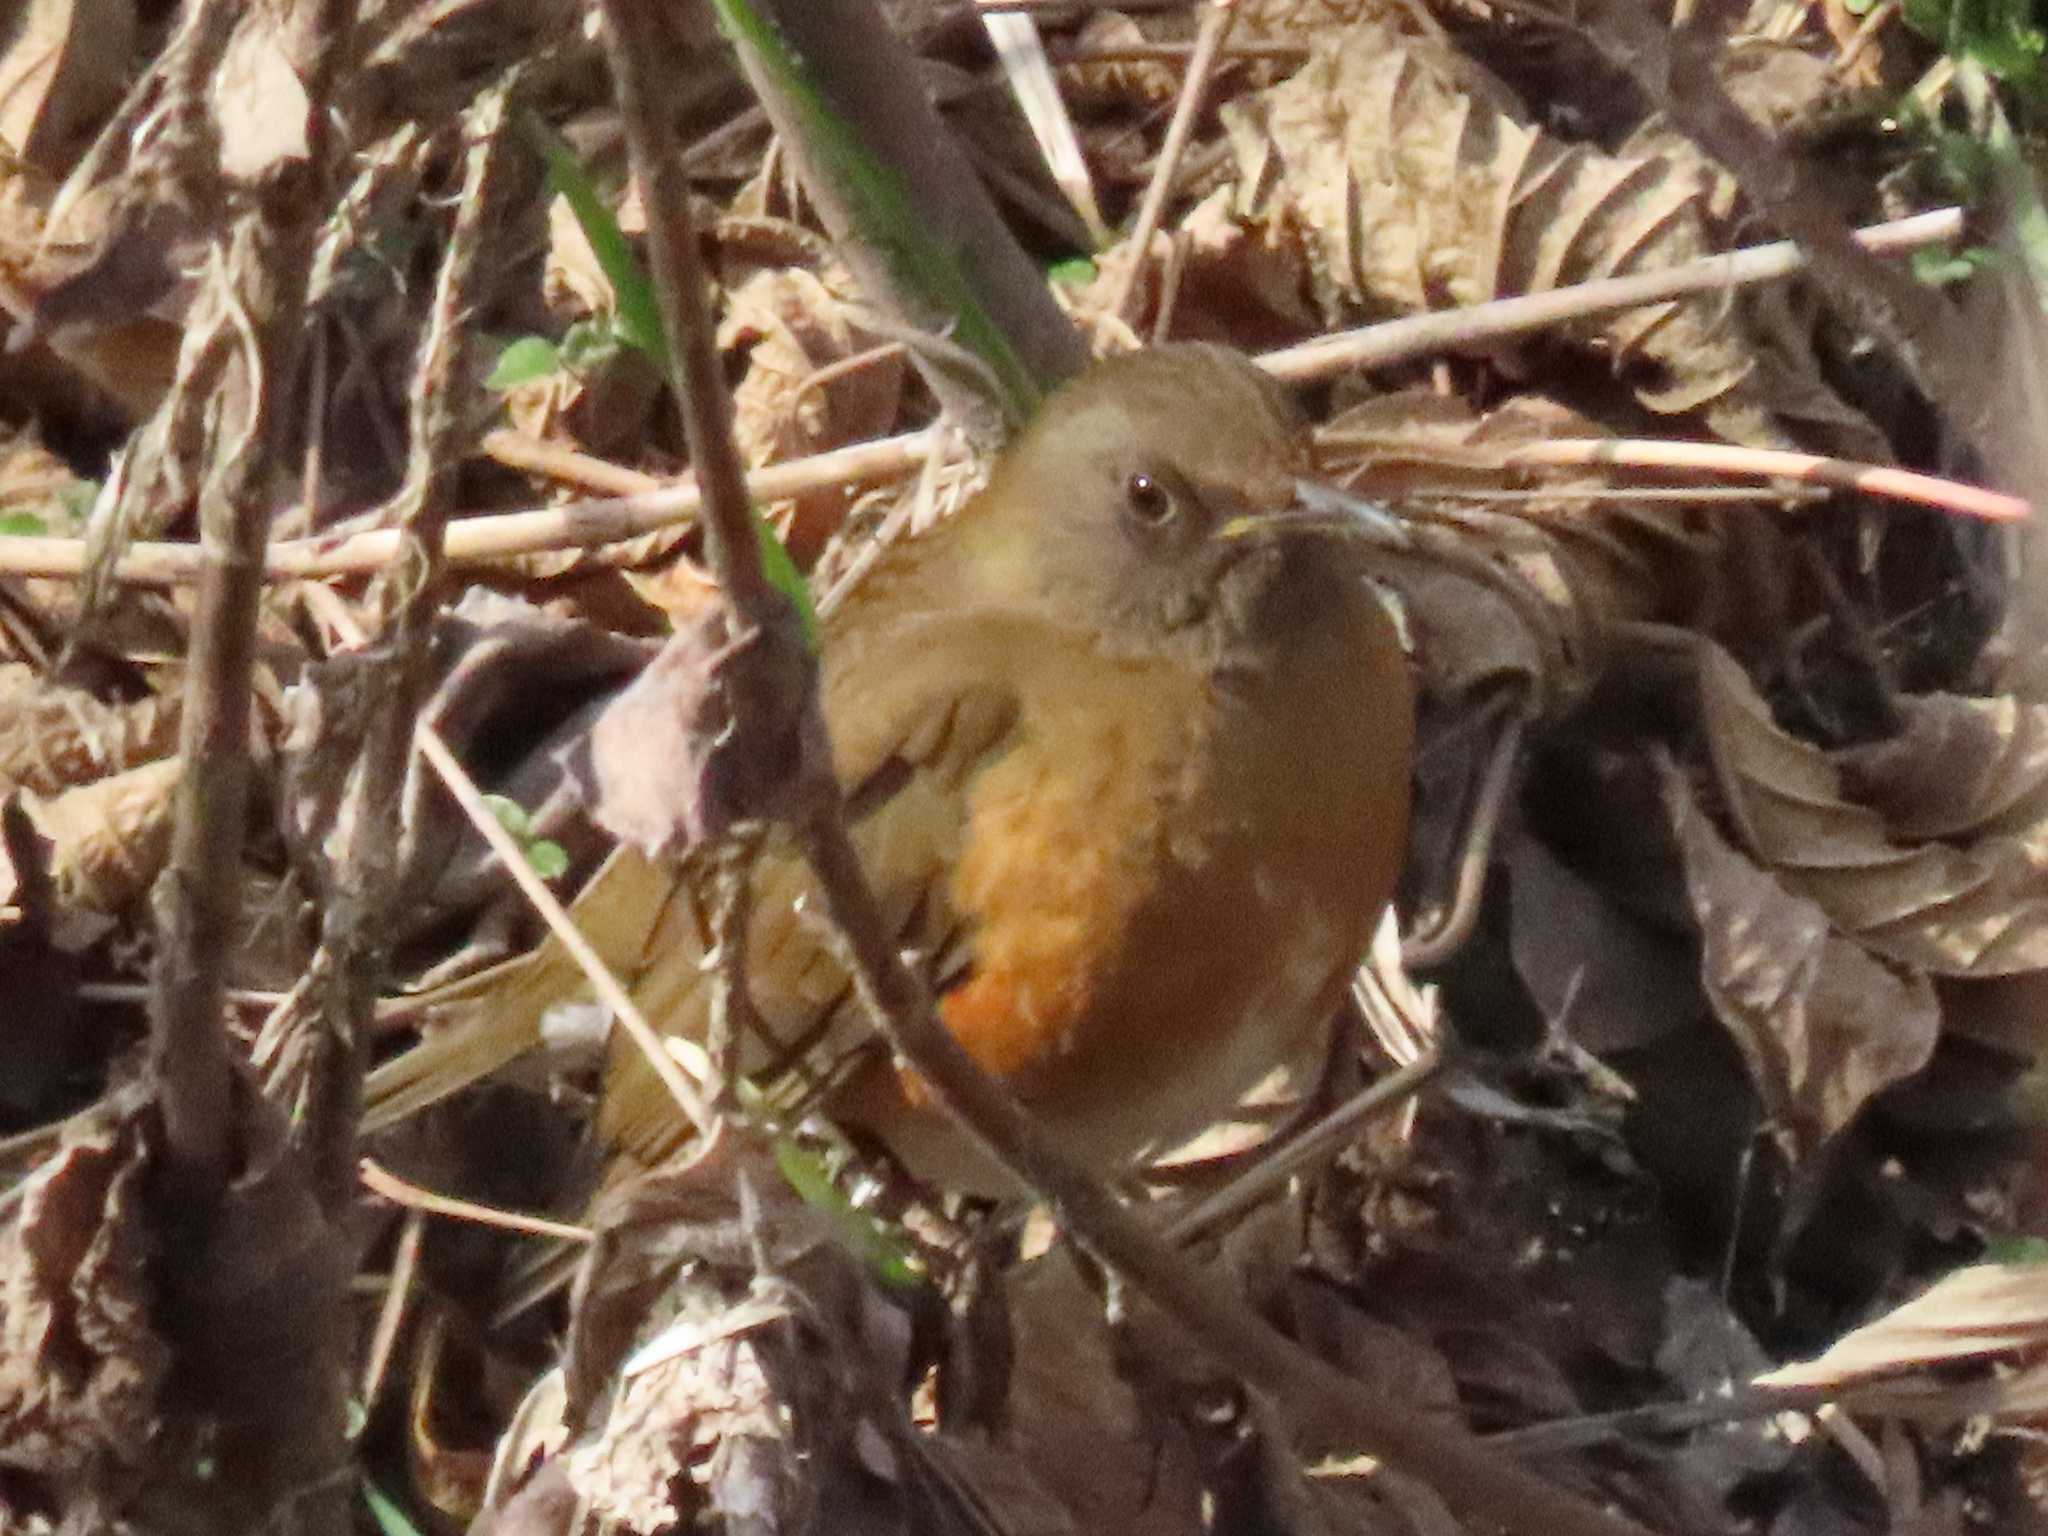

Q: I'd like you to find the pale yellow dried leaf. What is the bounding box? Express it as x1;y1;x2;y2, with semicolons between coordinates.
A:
0;0;133;172
544;191;614;323
23;754;180;913
1756;1259;2048;1423
212;13;309;180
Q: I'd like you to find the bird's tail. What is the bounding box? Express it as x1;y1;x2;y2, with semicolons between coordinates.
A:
361;846;691;1134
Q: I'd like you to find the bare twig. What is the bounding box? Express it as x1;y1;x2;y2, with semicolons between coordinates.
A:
481;427;666;495
0;208;1964;590
1402;696;1532;968
359;1157;595;1243
1162;1045;1447;1246
149;0;350;1216
1104;0;1238;322
332;642;721;1139
290;83;522;1208
0;431;933;584
1259;206;1966;381
706;834;766;1111
1511;437;2030;522
359;1210;423;1409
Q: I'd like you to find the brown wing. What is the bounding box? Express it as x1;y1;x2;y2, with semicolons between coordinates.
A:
595;629;1023;1167
363;606;1028;1165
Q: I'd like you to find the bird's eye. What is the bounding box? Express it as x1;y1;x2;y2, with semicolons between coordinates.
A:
1124;472;1176;525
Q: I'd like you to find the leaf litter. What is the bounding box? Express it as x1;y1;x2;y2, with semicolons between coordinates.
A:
2;1;2048;1533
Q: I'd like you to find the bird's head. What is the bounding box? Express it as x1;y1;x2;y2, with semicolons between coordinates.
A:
959;344;1405;656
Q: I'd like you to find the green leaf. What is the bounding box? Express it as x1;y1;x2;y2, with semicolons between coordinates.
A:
1911;244;1999;284
525;839;571;879
482;793;533;839
558;315;623;373
1047;256;1097;288
771;1138;923;1292
755;518;819;650
362;1480;424;1536
0;512;47;537
518;112;668;365
708;0;1045;424
487;335;563;389
1983;1234;2048;1263
514;113;815;654
1902;0;2047;84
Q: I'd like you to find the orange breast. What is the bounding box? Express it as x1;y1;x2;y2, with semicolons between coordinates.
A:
934;712;1170;1079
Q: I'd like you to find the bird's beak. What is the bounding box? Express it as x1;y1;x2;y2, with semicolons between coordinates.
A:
1218;480;1412;550
1290;479;1412;548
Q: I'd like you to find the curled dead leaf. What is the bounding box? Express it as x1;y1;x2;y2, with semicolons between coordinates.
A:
1834;692;2048;846
0;1097;164;1501
577;608;829;861
1702;648;2048;976
1660;754;1939;1158
1223;24;1882;455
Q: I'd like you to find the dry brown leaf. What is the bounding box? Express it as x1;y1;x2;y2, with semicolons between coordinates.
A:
723;268;903;464
1834;693;2048;847
0;1100;164;1506
1314;395;1635;698
22;754;181;913
1004;1253;1207;1536
1755;1258;2048;1422
1620;41;1846;220
0;159;181;421
1661;755;1939;1157
1508;832;1703;1055
720;264;906;566
1070;185;1324;354
1222;25;1884;456
1056;11;1180;109
1701;649;2048;976
0;676;180;796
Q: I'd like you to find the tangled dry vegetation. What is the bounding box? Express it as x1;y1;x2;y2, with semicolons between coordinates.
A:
3;0;2048;1532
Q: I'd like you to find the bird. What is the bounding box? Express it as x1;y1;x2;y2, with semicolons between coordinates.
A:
365;343;1415;1193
